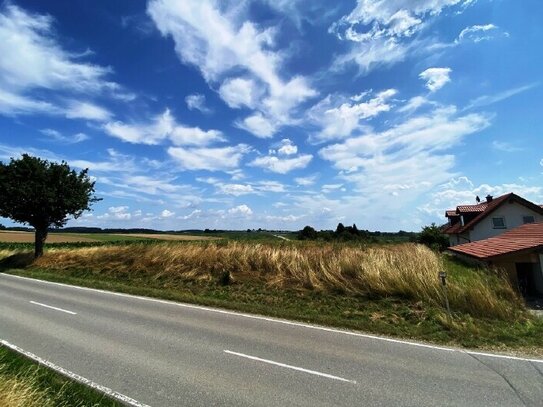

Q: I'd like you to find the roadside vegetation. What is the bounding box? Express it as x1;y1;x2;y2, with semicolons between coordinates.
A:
1;240;541;354
0;346;117;407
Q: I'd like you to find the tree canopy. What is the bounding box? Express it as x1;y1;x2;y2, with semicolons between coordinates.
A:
0;154;100;257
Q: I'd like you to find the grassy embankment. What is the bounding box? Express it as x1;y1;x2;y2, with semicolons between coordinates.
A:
1;241;542;354
0;346;117;407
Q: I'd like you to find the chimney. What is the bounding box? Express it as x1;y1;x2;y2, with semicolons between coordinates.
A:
486;194;493;202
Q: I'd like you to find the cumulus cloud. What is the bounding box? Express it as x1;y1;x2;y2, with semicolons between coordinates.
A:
319;106;491;214
185;93;211;113
276;139;298;156
250;154;312;174
419;67;452;92
308;89;396;141
104;109;224;146
160;209;175;218
228;204;253;216
168;144;250;171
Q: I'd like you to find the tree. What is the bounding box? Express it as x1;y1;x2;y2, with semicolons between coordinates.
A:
0;154;100;257
298;225;318;240
417;223;449;252
335;222;345;234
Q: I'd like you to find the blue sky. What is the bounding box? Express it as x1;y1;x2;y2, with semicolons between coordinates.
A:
0;0;542;231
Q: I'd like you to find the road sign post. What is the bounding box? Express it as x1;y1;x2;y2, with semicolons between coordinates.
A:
439;271;452;321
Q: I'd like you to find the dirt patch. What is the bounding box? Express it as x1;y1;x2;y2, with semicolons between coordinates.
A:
115;233;218;241
0;231;98;243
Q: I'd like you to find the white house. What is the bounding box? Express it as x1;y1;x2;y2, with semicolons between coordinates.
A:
443;193;543;247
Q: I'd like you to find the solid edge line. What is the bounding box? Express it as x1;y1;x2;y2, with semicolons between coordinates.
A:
3;273;543;364
0;339;150;407
224;350;356;384
29;300;77;315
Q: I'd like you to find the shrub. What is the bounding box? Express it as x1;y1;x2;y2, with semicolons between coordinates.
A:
417;223;449;251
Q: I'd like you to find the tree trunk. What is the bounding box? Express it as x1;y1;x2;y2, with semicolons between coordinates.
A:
34;227;48;258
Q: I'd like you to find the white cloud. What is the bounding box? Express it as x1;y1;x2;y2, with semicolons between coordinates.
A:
0;5;126;118
236;113;277;138
160;209;175;218
308;89;396;141
250;154;312;174
276;139;298;156
40;129;89;144
397;96;433;114
218;77;260;109
228;204;253;216
147;0;316;137
492;141;523;153
330;1;473;74
456;24;505;43
295;176;317;186
318;106;490;218
218;183;255;196
185;93;211;113
168;144;250;171
419;67;452;92
465;83;538;110
104;109;224;146
98;206;132;221
419;177;543;218
65;101;112;121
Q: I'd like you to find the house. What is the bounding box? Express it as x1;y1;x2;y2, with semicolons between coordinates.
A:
443;193;543;247
448;222;543;297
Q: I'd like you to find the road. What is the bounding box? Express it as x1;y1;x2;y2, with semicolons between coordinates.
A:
1;273;542;407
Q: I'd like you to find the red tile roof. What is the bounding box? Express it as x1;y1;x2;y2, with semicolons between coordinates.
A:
443;193;543;235
445;210;458;217
448;222;543;260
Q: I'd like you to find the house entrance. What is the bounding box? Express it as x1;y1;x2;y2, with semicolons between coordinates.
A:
516;262;543;297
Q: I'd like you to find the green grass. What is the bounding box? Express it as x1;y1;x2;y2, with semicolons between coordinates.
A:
0;345;118;407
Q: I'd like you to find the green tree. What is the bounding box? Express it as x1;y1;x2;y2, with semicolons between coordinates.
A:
0;154;100;257
335;222;345;234
298;225;318;240
417;223;449;251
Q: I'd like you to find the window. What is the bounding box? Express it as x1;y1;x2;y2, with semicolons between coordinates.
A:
523;215;535;224
492;217;506;229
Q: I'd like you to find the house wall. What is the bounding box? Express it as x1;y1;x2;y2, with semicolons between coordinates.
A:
492;252;543;294
469;202;543;242
449;233;471;247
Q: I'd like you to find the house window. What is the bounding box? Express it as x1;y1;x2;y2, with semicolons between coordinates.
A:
523;215;535;224
492;217;506;229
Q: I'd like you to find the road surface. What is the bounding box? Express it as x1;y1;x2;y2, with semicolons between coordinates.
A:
1;273;542;406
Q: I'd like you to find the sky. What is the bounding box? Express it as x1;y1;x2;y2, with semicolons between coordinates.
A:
0;0;542;231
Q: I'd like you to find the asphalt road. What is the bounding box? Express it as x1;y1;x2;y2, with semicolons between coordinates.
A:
1;273;542;407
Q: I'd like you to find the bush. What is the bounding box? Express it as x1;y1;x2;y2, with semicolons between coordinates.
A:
297;225;318;240
417;223;449;251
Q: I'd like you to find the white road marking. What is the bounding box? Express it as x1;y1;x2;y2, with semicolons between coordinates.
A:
224;350;356;384
29;300;77;315
3;273;543;364
0;339;150;407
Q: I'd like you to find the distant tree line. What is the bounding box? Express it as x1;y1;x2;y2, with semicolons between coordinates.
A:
297;223;418;243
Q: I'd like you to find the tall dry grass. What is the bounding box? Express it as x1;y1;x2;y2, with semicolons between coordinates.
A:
33;242;523;320
0;362;53;407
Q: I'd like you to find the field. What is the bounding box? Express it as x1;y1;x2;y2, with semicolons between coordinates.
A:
1;239;541;354
0;231;217;243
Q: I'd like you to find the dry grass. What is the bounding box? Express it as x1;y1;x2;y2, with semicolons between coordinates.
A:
32;242;524;320
0;357;56;407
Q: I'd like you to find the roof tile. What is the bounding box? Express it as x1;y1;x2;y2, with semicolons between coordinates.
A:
448;222;543;259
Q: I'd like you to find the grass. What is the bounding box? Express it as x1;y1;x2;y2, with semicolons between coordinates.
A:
1;241;542;354
0;346;118;407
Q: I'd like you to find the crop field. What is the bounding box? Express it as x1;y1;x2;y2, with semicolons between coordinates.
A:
0;231;218;243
